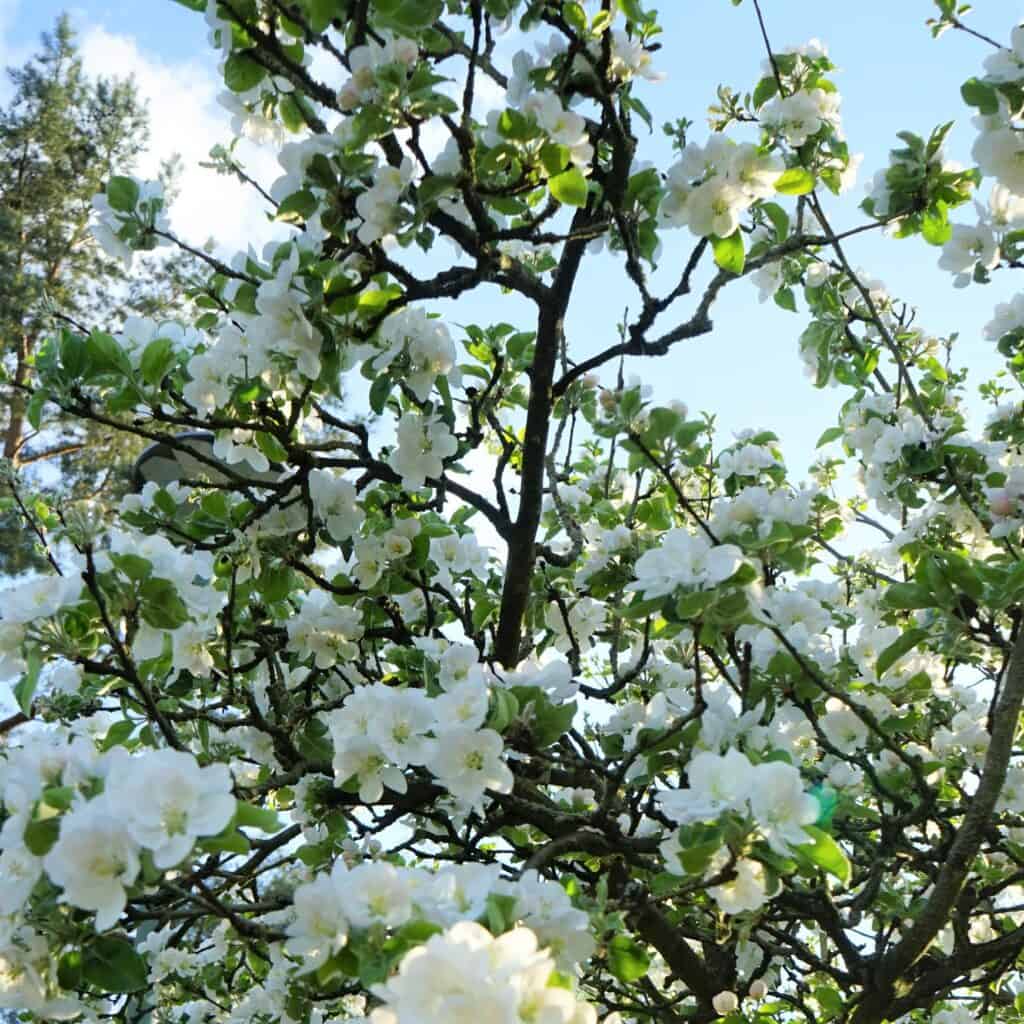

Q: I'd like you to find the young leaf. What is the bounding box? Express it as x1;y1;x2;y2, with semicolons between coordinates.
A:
876;627;929;677
106;175;140;213
234;800;283;833
224;52;266;93
775;167;816;195
608;935;650;982
13;648;42;717
960;77;999;115
549;167;589;208
796;826;851;885
711;231;745;274
82;936;149;994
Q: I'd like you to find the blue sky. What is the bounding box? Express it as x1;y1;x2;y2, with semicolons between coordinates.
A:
3;0;1022;478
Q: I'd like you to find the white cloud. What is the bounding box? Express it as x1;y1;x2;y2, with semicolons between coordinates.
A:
0;0;37;104
78;24;283;258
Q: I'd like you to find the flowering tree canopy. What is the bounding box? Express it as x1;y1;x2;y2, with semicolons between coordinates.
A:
7;1;1024;1023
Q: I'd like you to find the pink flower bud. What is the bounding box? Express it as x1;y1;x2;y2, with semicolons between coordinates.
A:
990;489;1015;518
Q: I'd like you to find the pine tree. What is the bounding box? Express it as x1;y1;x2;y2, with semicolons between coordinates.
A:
0;15;197;574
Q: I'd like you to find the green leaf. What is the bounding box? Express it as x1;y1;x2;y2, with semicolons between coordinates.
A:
82;936;148;992
26;388;49;430
106;175;140;213
760;201;790;241
416;174;458;208
796;826;851;885
307;0;340;31
369;374;393;414
936;552;985;601
711;231;745;274
140;337;175;386
296;718;333;763
608;935;650;982
617;0;652;23
357;285;403;314
497;107;534;142
674;420;707;448
774;286;797;312
139;578;190;630
774;167;816;195
621;595;663;620
678;833;723;875
254;432;288;463
13;647;42;716
529;696;578;747
224;52;266;93
486;688;520;733
276;189;318;223
372;0;443;32
234;800;283;833
23;816;61;857
881;581;933;610
57;950;83;990
100;719;137;751
258;564;293;603
278;94;306;133
42;786;75;811
921;202;952;246
539;141;570;176
548;167;589;208
563;0;587;32
816;426;843;448
961;76;999;115
876;627;929;677
676;590;713;620
646;406;682;440
199;829;251;856
916;555;956;607
60;332;88;377
87;331;132;376
752;76;778;109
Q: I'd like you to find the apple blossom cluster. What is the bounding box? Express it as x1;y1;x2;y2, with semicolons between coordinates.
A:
661;748;818;841
710;483;819;543
180;247;328;412
628;528;746;599
387;411;459;491
983;454;1024;538
761;88;841;149
370;307;458;404
838;392;947;513
325;678;513;808
935;185;1024;287
284;858;593;980
739;581;839;670
338;32;420;113
369;922;595;1024
1;740;235;930
657;749;821;916
660;136;785;240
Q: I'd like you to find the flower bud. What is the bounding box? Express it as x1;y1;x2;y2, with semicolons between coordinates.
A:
713;991;739;1016
990;489;1015;517
747;980;769;1000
